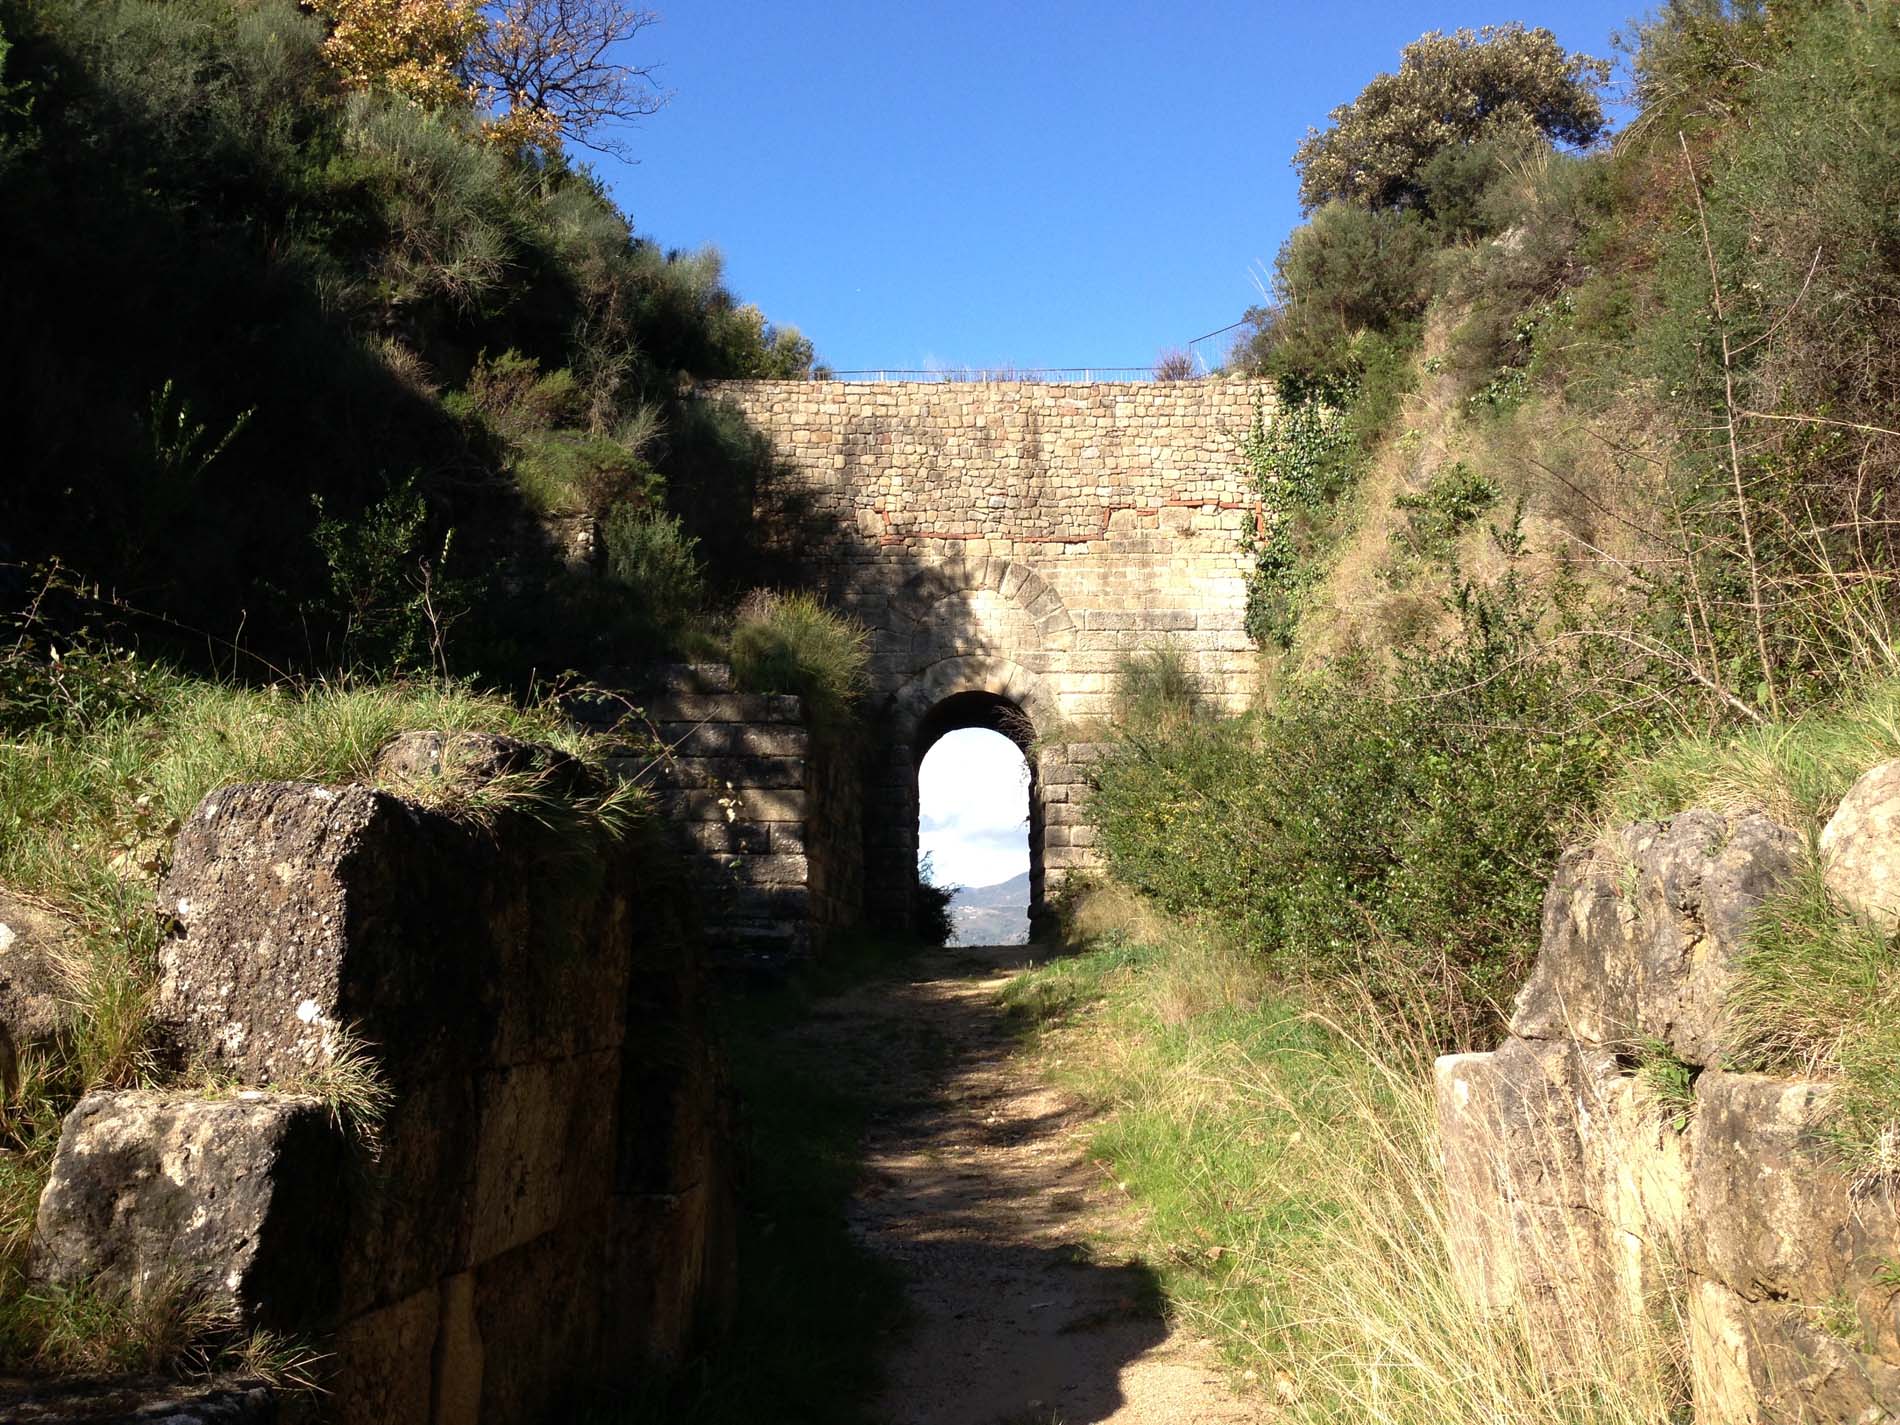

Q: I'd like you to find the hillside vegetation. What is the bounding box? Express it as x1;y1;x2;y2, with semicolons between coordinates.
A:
1061;6;1900;1417
1095;0;1900;1043
0;0;820;681
0;0;876;1385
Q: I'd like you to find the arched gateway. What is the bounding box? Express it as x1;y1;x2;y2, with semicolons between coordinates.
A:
704;377;1271;932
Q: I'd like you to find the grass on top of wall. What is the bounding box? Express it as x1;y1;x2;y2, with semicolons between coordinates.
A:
0;634;641;1378
1000;885;1690;1424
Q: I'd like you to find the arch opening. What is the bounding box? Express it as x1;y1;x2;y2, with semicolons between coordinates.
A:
913;691;1040;946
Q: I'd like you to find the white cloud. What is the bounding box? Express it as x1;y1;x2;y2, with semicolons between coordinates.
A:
918;728;1030;890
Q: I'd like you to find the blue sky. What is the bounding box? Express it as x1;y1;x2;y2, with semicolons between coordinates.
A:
919;729;1030;889
593;0;1639;373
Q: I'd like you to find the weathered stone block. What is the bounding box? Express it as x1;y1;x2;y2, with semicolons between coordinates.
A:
31;1090;346;1330
0;889;79;1099
471;1049;618;1261
1510;809;1799;1063
1820;758;1900;931
328;1287;438;1425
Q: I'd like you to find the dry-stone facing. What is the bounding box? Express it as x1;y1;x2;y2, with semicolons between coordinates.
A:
706;378;1269;927
1820;757;1900;932
582;664;863;963
33;742;733;1423
1442;786;1900;1423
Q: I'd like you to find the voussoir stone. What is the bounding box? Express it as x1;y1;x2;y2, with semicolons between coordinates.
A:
30;1090;346;1330
1510;809;1799;1063
1820;758;1900;932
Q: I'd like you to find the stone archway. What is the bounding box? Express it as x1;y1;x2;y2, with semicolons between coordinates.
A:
866;656;1070;938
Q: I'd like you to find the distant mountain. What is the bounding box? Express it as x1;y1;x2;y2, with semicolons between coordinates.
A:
948;871;1030;946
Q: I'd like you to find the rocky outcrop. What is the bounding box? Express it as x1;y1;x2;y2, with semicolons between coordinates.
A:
1440;768;1900;1423
24;740;733;1423
1509;809;1800;1064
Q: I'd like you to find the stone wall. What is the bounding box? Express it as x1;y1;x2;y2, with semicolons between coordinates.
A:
26;733;733;1422
1438;767;1900;1422
704;378;1270;927
598;665;862;963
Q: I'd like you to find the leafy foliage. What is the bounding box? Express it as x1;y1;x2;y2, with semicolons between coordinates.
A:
1292;24;1610;213
1095;571;1631;1043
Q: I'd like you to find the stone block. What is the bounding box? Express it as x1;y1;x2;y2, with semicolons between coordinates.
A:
1434;1039;1680;1367
0;889;79;1099
471;1049;619;1261
1820;758;1900;931
329;1287;439;1425
31;1090;347;1331
1510;810;1799;1064
1689;1073;1900;1317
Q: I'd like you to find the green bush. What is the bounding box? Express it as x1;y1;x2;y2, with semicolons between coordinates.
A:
601;507;705;642
1392;462;1499;565
1243;204;1434;386
728;591;868;730
1093;573;1631;1043
1114;644;1202;733
913;854;956;947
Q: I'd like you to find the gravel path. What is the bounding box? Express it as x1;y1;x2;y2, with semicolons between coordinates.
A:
797;942;1262;1425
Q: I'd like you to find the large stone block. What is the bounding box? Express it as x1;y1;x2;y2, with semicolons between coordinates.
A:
1436;1037;1685;1367
30;1090;347;1330
0;889;79;1099
158;781;476;1083
1510;809;1799;1063
1686;1072;1900;1422
1820;758;1900;931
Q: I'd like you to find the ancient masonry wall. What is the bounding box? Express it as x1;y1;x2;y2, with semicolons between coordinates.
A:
1438;763;1900;1424
598;665;862;962
703;378;1271;925
25;734;734;1424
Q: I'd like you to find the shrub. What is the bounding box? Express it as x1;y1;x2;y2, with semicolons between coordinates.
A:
1114;643;1201;733
1244;204;1433;385
1392;461;1499;565
1293;24;1611;213
913;854;956;947
1093;572;1631;1043
728;591;867;731
601;506;705;641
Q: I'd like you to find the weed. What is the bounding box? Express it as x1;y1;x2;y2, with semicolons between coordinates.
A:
1632;1038;1697;1133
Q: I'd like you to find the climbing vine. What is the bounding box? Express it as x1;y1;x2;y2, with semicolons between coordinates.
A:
1240;389;1358;648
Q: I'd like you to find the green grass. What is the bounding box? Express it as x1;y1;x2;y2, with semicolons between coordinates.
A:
728;591;868;732
1599;678;1900;831
1003;888;1689;1423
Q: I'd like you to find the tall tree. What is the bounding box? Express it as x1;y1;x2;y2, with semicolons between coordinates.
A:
1293;24;1610;213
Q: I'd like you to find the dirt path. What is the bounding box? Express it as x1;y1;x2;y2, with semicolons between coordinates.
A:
795;941;1263;1425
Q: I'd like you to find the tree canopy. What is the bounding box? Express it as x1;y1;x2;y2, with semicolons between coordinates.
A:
1292;24;1610;213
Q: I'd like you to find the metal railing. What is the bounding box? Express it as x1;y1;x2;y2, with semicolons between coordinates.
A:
826;366;1169;383
824;321;1255;385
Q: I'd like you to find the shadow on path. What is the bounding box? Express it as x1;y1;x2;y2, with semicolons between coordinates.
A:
790;942;1255;1425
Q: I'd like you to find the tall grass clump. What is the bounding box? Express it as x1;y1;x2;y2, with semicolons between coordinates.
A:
1006;894;1689;1423
728;591;868;732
